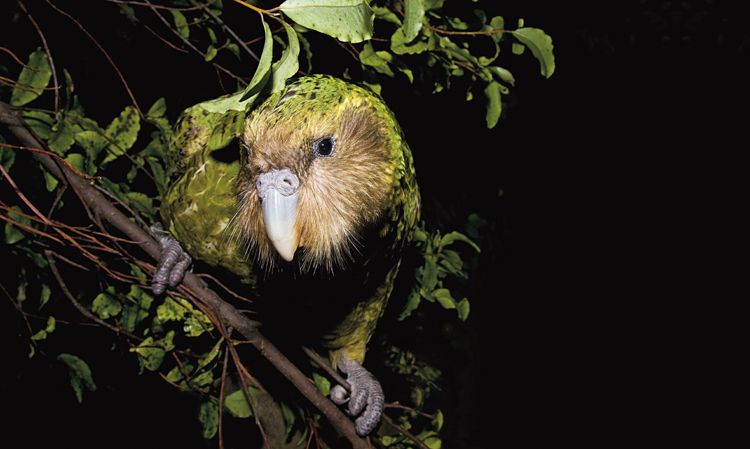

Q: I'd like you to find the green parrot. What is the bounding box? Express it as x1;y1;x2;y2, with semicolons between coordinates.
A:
151;75;420;435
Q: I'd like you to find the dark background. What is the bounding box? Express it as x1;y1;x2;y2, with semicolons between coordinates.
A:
0;1;740;447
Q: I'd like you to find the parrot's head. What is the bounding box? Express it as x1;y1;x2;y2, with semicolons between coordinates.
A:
234;76;401;271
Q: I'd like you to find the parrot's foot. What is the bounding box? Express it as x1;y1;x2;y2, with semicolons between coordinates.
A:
150;223;192;295
330;356;384;436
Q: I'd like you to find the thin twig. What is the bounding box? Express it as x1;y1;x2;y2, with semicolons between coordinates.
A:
0;47;28;67
105;0;218;12
196;273;254;303
1;281;36;341
45;250;140;339
17;0;60;113
45;0;143;116
198;1;259;61
143;24;190;53
218;344;229;449
143;0;248;86
382;415;431;449
425;22;507;37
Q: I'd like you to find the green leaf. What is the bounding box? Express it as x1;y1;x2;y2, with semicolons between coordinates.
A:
489;66;515;86
279;0;374;43
439;231;480;252
124;191;154;219
197;339;223;371
489;16;505;42
10;48;52;106
204;45;218;62
121;285;153;333
65;153;85;173
512;27;555;78
420;257;439;293
31;316;56;341
433;288;456;310
16;276;28;304
270;21;300;93
391;26;436;55
146;97;167;118
511;42;525;55
359;43;394;77
4;206;29;244
225;42;240;59
74;130;108;172
102;106;141;165
433;409;444;431
456;298;470;321
313;372;331;396
157;297;214;337
224;389;254;418
484;81;502;129
21;110;53;139
198;400;219;439
146;157;167;195
373;6;401;25
170;10;190;39
91;292;122;320
157;296;188;321
280;401;296;437
39;284;51;309
398;289;421;320
423;0;445;10
402;0;425;42
239;20;273;102
48;113;76;155
132;331;174;371
424;436;442;449
58;353;96;403
119;4;137;23
43;170;58;192
297;30;313;72
1;146;15;170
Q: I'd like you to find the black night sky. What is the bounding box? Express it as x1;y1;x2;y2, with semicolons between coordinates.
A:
0;1;739;448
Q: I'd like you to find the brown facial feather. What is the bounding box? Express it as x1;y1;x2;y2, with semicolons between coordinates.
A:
232;102;394;272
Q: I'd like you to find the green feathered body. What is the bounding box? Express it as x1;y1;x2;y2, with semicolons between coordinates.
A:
161;76;419;364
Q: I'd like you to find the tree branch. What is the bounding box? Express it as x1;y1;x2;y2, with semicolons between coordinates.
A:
0;101;368;449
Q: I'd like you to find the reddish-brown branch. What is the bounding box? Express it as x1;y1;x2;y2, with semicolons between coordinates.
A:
17;0;61;113
45;0;143;116
0;47;29;67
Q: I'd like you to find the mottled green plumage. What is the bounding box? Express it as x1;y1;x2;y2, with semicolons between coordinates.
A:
161;76;419;364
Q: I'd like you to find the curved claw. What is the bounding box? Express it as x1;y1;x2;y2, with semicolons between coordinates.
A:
331;355;385;437
150;224;192;295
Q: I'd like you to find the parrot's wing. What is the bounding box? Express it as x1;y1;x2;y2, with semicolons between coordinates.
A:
160;101;255;282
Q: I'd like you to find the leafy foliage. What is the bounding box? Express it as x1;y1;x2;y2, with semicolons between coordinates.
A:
1;1;552;448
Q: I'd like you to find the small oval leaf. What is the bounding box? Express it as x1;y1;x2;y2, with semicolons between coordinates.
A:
10;48;52;107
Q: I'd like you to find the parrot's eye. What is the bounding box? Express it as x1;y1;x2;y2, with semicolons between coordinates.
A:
313;136;336;158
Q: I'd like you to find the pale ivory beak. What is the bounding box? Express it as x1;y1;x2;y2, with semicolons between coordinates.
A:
261;188;299;261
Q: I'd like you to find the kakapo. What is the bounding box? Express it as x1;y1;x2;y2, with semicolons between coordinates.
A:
152;76;420;435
